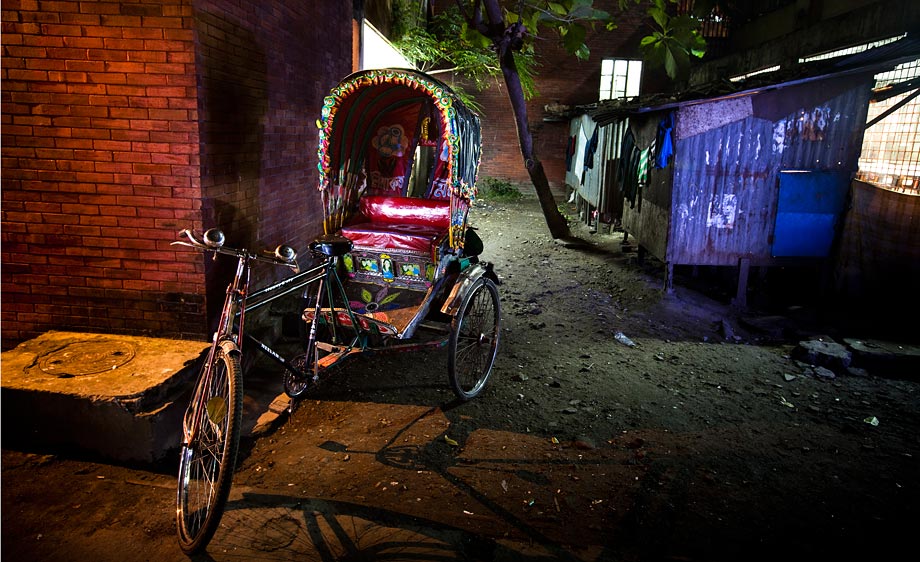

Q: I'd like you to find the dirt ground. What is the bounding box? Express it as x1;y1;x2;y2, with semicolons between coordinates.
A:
3;196;919;562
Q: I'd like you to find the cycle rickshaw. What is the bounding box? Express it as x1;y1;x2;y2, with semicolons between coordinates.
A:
173;68;501;554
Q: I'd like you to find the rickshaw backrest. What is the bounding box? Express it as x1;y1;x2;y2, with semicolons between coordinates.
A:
358;196;450;230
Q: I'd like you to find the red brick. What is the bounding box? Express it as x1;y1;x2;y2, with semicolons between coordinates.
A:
61;36;104;48
86;72;126;84
46;46;86;59
67;83;107;94
40;23;83;36
7;69;49;81
104;85;146;96
104;61;145;74
55;138;94;149
100;15;142;27
129;119;169;131
125;73;168;86
132;163;171;175
125;50;167;63
21;11;60;24
60;13;102;26
112;151;150;163
5;45;47;57
93;161;133;173
26;58;67;71
108;107;148;119
110;130;150;142
22;34;63;47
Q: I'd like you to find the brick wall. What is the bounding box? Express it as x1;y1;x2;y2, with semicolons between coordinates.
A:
194;0;353;325
1;0;354;348
1;0;202;348
473;3;650;198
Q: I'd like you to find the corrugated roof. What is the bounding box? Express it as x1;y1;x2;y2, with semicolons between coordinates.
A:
587;34;920;125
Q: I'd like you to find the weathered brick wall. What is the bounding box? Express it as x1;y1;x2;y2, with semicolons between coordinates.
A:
1;0;354;348
1;0;203;347
474;4;649;197
194;0;353;325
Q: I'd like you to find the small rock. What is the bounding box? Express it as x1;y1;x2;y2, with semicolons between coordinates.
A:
793;339;852;372
814;366;836;379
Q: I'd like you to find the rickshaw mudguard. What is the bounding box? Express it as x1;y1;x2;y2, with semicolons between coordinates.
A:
440;261;498;317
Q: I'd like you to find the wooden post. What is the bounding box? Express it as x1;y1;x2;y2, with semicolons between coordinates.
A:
733;257;751;309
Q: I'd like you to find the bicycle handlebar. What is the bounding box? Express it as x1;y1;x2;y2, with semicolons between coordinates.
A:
172;228;300;273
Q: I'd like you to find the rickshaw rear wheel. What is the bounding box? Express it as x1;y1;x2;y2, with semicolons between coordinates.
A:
448;277;501;401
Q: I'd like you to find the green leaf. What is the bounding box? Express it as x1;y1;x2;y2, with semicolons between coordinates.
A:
461;23;492;49
361;288;373;304
561;23;587;55
664;48;677;78
549;2;567;16
648;6;669;28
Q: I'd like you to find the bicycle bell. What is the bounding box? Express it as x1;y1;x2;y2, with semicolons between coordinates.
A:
203;228;225;248
274;244;296;263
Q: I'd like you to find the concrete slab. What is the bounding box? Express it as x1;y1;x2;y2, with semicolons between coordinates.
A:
843;338;920;379
1;331;208;463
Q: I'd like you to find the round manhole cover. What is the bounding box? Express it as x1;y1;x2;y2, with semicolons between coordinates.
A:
38;340;137;377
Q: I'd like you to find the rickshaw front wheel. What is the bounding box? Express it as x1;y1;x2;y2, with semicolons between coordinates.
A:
448;277;501;401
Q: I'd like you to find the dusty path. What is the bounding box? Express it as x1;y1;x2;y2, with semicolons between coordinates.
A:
3;197;919;561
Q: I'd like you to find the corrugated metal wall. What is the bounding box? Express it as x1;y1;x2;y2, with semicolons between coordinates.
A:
662;78;872;266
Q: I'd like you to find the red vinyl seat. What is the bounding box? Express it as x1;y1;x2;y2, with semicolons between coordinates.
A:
340;196;450;256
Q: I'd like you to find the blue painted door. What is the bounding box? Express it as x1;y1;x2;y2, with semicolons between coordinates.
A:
772;170;850;257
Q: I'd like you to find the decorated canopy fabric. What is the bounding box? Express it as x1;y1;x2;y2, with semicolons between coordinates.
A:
317;68;481;201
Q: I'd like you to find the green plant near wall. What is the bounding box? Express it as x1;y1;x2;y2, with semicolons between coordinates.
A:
478;176;523;201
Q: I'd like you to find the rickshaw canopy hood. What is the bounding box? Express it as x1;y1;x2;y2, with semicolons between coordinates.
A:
317;68;482;201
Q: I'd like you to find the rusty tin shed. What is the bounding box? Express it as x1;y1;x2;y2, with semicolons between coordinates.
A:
590;69;880;304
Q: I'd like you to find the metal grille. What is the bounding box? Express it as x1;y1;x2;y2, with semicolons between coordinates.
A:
857;58;920;195
729;65;780;82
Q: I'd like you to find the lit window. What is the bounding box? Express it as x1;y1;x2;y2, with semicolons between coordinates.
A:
599;58;642;100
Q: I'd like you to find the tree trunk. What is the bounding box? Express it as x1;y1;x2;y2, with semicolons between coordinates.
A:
482;0;571;240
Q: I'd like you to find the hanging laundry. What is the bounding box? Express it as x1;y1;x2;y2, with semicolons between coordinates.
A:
655;112;674;169
581;126;600;184
618;128;641;208
638;145;652;185
565;135;576;171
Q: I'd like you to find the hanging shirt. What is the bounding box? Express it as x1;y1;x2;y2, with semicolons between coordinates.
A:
655;113;674;169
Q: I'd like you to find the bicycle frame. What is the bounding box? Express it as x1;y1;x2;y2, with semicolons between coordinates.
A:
174;230;300;444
